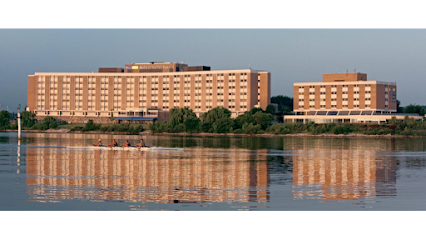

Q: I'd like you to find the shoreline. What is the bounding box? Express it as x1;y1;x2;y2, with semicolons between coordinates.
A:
1;129;422;138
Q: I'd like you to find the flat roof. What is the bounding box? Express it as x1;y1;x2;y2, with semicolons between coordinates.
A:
132;62;173;64
294;81;396;86
30;69;268;76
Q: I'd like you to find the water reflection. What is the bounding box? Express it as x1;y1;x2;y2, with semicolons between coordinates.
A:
279;138;398;201
26;147;269;205
2;132;425;210
291;149;396;201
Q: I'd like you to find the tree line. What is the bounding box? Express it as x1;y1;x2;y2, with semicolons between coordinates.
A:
397;101;426;116
0;110;57;130
150;107;275;134
1;96;425;136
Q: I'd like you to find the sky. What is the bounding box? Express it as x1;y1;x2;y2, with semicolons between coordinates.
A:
1;29;426;111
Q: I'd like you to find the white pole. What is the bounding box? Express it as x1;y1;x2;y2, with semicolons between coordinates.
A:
17;105;21;140
17;140;20;174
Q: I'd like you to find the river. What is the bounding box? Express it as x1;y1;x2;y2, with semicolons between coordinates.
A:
1;132;426;211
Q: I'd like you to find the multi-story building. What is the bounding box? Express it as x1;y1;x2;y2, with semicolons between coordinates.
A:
295;73;397;114
27;62;271;123
284;72;422;124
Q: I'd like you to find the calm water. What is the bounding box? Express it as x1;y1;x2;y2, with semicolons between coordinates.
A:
1;132;426;211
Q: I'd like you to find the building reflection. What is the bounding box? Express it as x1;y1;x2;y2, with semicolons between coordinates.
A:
26;148;269;204
288;138;397;200
24;134;402;204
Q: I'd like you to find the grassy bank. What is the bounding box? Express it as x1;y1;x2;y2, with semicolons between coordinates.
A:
1;119;149;135
264;122;426;136
148;122;426;137
3;123;426;138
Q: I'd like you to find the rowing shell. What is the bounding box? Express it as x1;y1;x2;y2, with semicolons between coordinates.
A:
66;146;184;151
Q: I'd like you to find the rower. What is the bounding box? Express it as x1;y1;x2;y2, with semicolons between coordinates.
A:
121;140;131;147
108;139;118;147
136;139;147;148
93;139;103;146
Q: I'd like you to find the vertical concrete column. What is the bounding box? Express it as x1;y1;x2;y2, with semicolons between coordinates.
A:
134;76;139;109
212;74;217;108
95;76;101;111
27;76;37;111
121;76;127;111
337;85;342;109
57;76;63;111
201;74;206;111
293;85;299;111
325;85;331;109
180;75;184;108
158;76;163;110
223;74;229;108
146;76;151;108
108;76;114;111
70;76;75;110
45;76;50;111
235;73;240;112
82;76;88;110
190;75;195;110
348;85;354;109
359;84;365;110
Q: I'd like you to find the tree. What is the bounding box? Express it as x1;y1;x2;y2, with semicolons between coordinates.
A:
265;104;276;115
43;116;58;129
212;117;234;133
200;107;232;133
32;116;58;130
252;111;274;130
397;100;403;113
202;107;231;124
0;110;11;128
184;117;201;133
149;121;170;133
83;119;101;131
233;109;274;130
280;106;292;114
242;122;261;134
21;111;36;127
404;104;425;116
271;95;294;122
200;122;212;132
234;111;255;129
250;108;263;115
170;107;195;125
169;107;199;132
271;95;293;112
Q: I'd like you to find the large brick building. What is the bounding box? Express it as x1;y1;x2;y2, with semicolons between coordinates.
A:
295;73;397;113
284;72;422;123
27;62;271;123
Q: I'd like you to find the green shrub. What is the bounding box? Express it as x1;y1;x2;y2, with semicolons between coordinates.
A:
265;123;294;135
31;117;58;130
233;129;244;134
21;111;36;128
184;118;201;133
0;110;11;129
150;121;171;133
99;126;109;132
42;116;58;129
201;122;212;133
70;126;83;131
134;124;144;132
83;120;101;131
212;118;234;133
242;122;261;134
171;123;185;133
331;124;353;135
32;122;46;130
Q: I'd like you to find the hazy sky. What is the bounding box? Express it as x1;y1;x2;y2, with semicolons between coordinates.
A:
0;29;425;111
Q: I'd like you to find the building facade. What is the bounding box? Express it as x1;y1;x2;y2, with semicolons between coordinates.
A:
295;73;397;114
284;73;422;124
27;62;271;123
